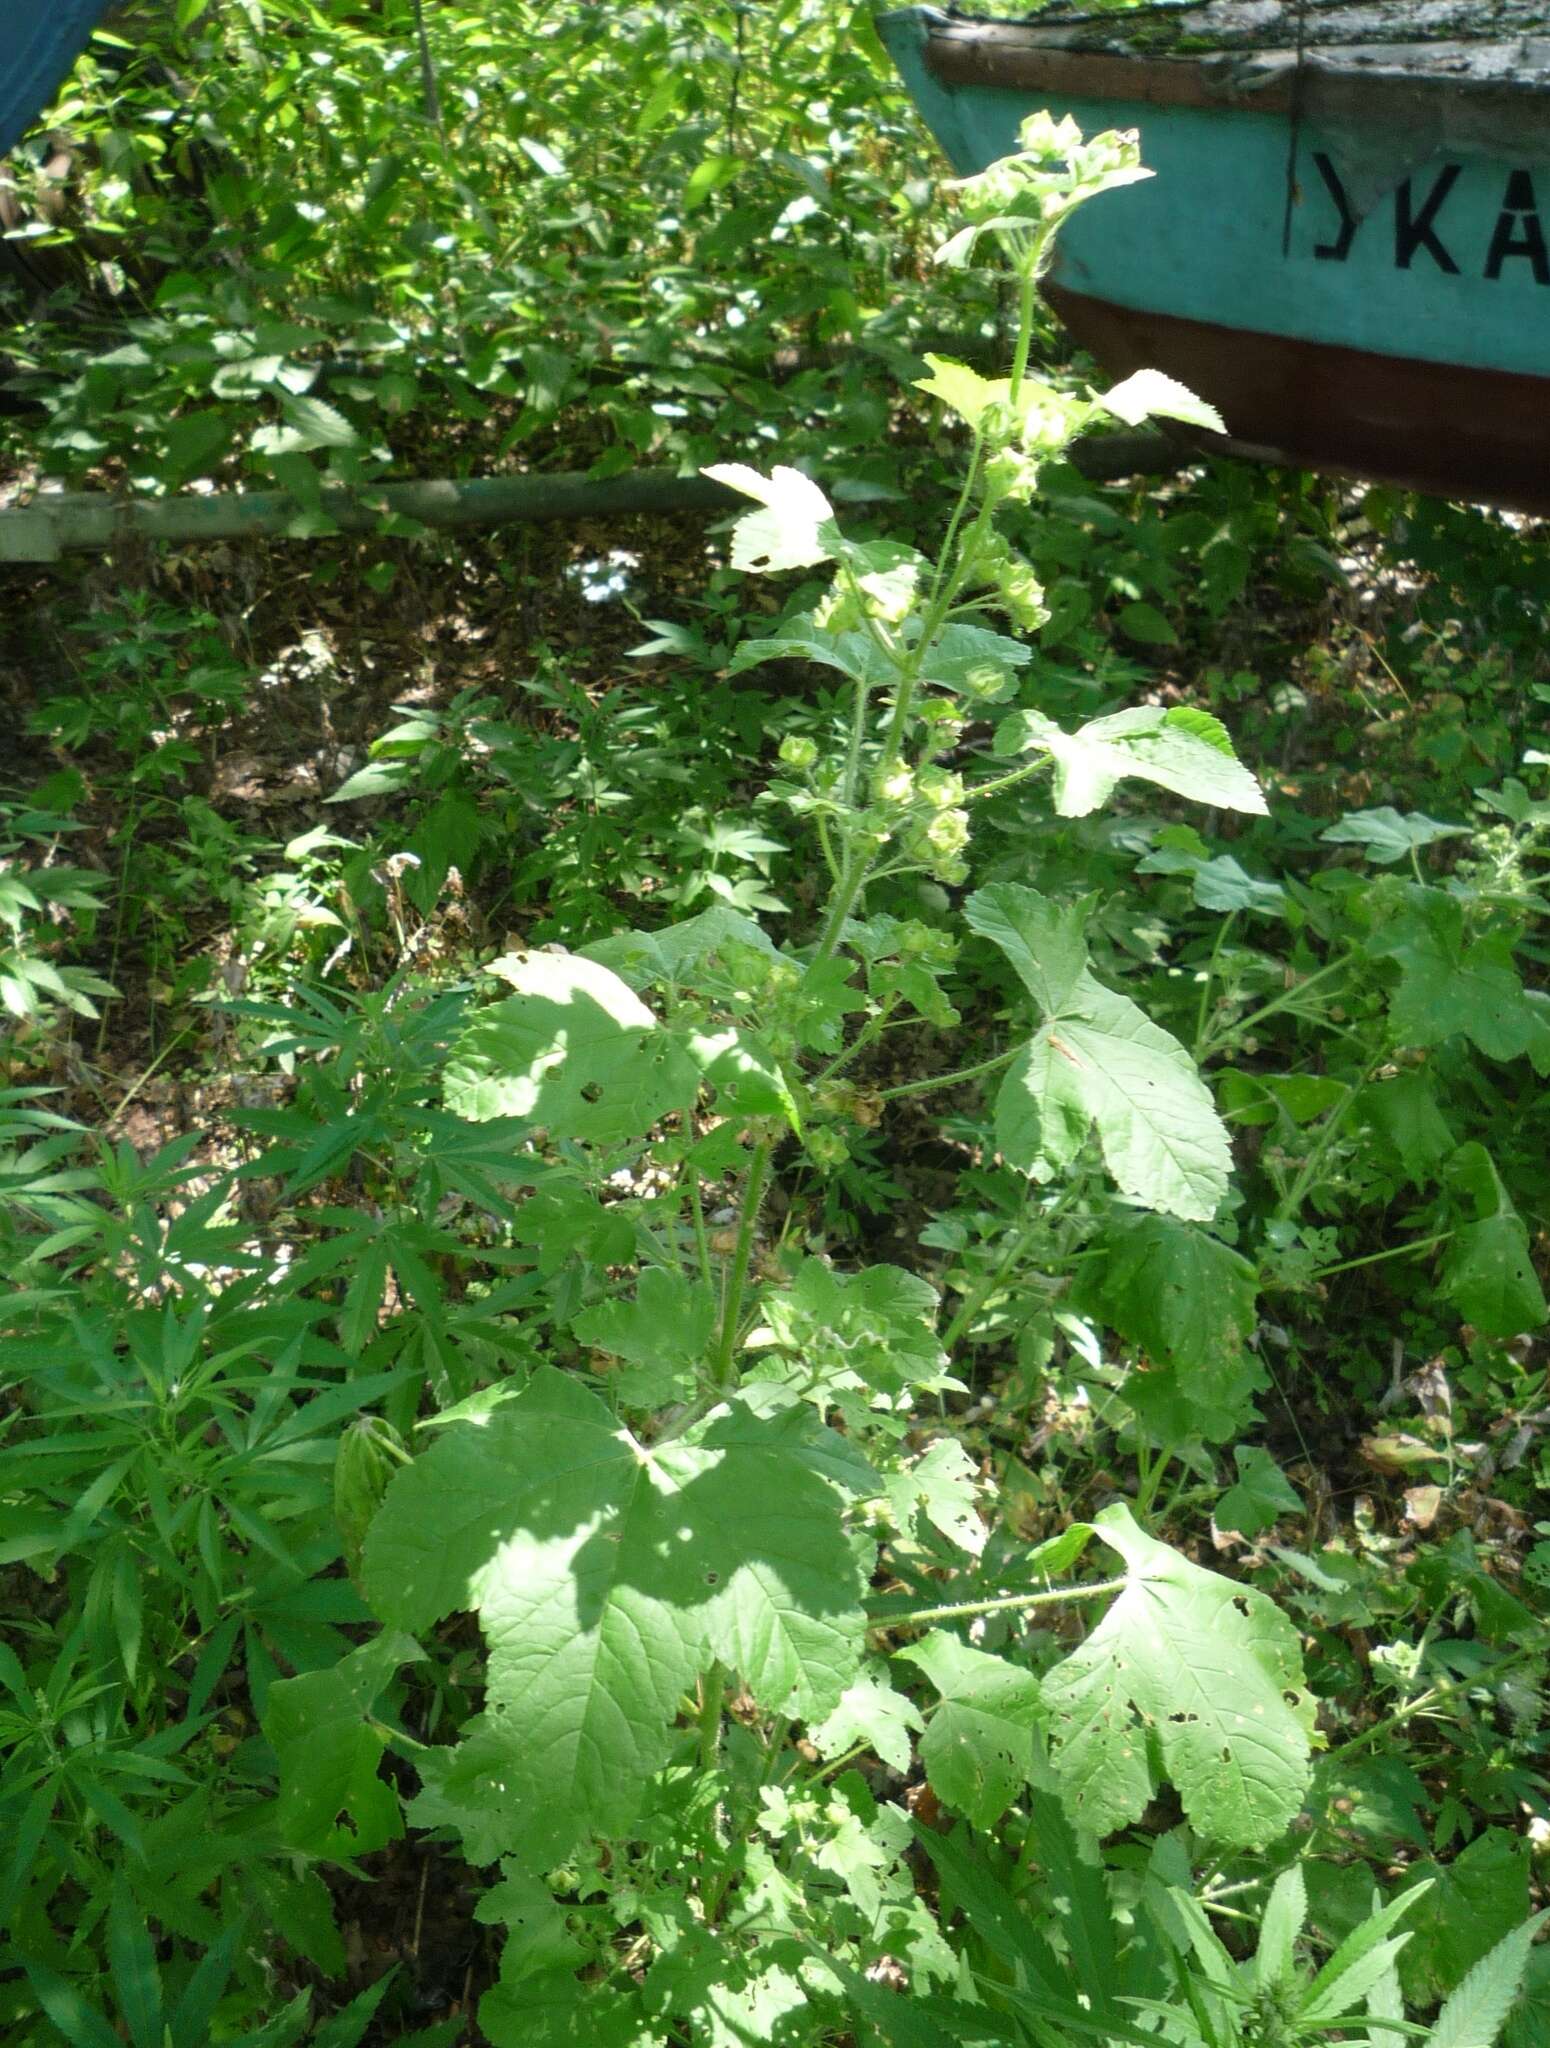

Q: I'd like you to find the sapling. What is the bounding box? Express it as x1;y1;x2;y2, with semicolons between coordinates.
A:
345;113;1316;2048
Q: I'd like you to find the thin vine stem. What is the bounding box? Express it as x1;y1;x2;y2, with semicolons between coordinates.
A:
867;1577;1125;1630
874;1045;1016;1102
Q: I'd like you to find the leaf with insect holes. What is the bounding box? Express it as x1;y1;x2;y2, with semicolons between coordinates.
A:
809;1660;925;1775
570;1268;717;1406
702;463;836;572
263;1630;419;1858
898;1631;1042;1829
1042;1503;1315;1848
1441;1145;1547;1337
887;1438;987;1555
363;1370;870;1864
443;950;699;1147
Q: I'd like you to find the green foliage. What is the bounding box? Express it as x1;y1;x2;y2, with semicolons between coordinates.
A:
6;21;1550;2046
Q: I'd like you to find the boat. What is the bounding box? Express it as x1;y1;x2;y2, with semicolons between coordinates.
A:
5;5;113;162
877;3;1550;511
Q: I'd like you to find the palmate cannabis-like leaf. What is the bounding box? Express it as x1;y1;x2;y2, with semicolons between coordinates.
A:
1042;1503;1315;1848
363;1369;872;1863
1429;1907;1550;2048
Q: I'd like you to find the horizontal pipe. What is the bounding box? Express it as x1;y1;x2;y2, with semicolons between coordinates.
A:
0;434;1176;562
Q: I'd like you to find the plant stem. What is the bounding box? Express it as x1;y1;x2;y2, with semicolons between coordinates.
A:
874;1045;1016;1102
965;754;1052;806
1275;1059;1378;1222
698;1665;726;1769
1192;912;1237;1059
941;1208;1045;1357
684;1095;712;1288
1310;1230;1452;1282
1202;953;1352;1056
867;1577;1124;1630
1320;1629;1550;1770
711;1139;771;1385
810;994;902;1091
1007;263;1040;405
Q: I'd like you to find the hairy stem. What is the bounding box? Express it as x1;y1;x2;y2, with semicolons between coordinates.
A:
868;1577;1125;1630
711;1139;772;1386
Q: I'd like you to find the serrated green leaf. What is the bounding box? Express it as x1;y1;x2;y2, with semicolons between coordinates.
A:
999;706;1264;817
1440;1145;1547;1337
108;1877;163;2048
746;1257;952;1415
965;882;1092;1015
1100;368;1224;432
897;1630;1041;1828
725;612;895;689
1081;1213;1260;1444
444;950;699;1146
364;1371;866;1862
702;463;835;572
1321;807;1468;864
1216;1446;1302;1539
894;1437;987;1554
918;622;1031;696
1043;1503;1315;1847
1256;1865;1307;1993
252;392;362;456
1299;1885;1426;2024
1396;1831;1530;2007
583;904;780;992
1366;887;1537;1061
687;1025;800;1130
997;980;1232;1222
914;353;1001;429
262;1630;417;1858
808;1661;924;1775
571;1268;716;1407
1430;1910;1549;2048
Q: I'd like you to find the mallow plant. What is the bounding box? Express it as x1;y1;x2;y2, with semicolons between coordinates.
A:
309;119;1541;2044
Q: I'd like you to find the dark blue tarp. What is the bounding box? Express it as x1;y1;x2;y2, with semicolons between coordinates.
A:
4;2;114;160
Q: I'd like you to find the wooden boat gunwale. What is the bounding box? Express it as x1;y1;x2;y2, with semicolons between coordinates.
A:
880;2;1550;510
914;4;1550;150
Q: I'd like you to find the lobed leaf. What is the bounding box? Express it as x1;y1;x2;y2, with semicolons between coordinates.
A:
1043;1504;1315;1848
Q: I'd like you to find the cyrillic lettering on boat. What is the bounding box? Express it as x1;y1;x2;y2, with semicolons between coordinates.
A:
1312;153;1356;262
1484;170;1550;284
1395;165;1461;273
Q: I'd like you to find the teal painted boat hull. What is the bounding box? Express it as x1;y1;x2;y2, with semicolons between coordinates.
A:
4;4;112;161
878;6;1550;509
